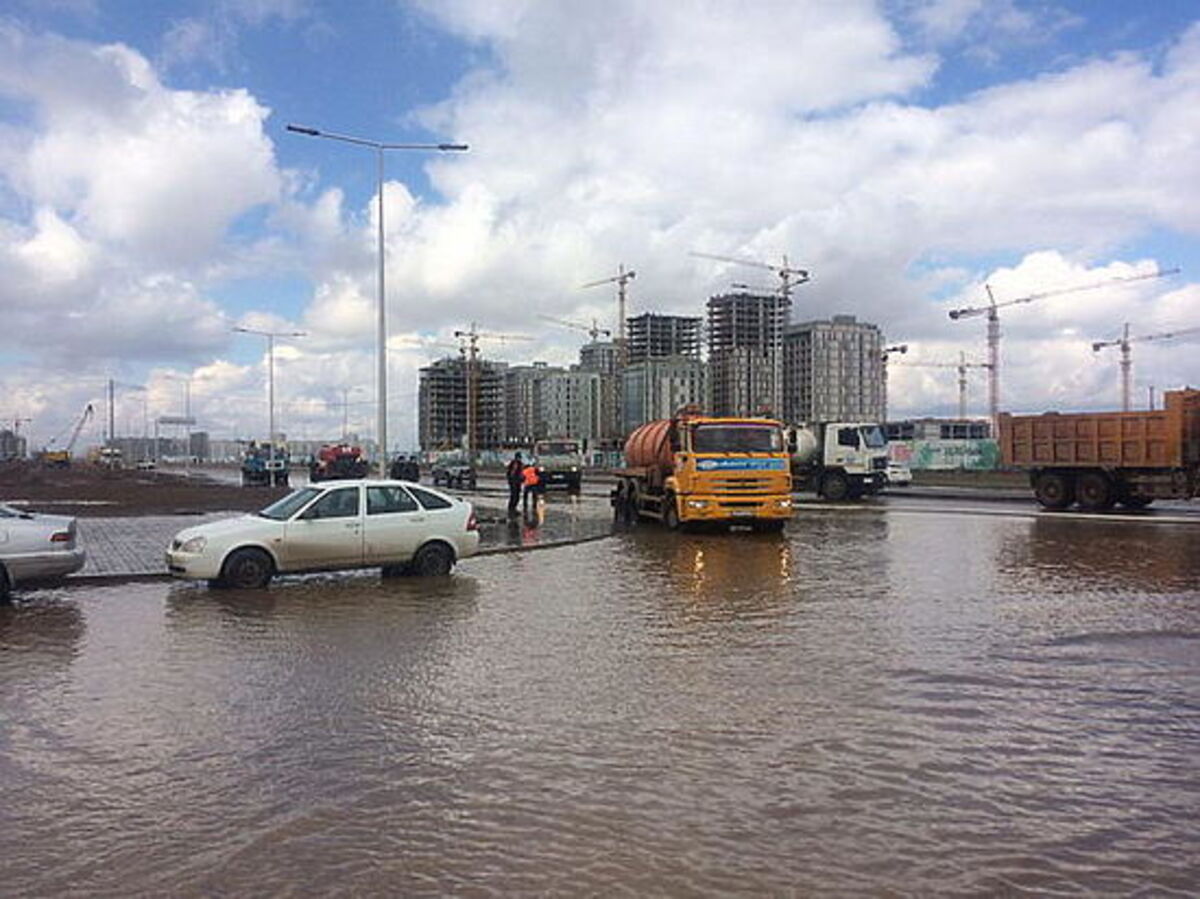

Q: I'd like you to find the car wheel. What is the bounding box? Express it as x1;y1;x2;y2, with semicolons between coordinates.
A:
218;548;274;589
411;542;454;577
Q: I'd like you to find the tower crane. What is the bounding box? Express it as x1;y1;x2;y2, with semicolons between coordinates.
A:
690;251;811;299
452;323;533;458
948;267;1179;427
892;353;991;420
1092;322;1200;412
581;264;635;361
539;314;612;342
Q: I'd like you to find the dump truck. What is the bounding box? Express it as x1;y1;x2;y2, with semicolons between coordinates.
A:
788;421;889;499
612;413;793;531
998;388;1200;510
309;443;369;482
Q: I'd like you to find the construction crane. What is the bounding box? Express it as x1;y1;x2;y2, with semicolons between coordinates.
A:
539;314;612;342
581;264;636;361
881;344;908;360
893;352;991;419
42;403;94;467
452;323;533;458
948;267;1180;427
1092;322;1200;411
690;251;811;300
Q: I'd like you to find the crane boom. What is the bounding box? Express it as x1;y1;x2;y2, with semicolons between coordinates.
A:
539;314;611;341
690;251;810;298
949;267;1180;320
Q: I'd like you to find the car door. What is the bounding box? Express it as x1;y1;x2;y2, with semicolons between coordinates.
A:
280;485;364;571
362;484;426;564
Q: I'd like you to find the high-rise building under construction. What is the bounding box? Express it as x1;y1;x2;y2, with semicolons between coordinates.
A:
706;291;790;417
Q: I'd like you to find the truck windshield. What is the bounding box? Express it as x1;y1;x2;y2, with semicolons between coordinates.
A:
692;424;783;453
859;425;887;448
259;487;321;520
535;441;579;455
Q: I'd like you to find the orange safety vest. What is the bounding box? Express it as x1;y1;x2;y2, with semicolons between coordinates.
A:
522;465;540;487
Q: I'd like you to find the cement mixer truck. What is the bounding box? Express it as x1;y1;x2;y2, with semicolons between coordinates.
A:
788;421;889;500
611;412;793;531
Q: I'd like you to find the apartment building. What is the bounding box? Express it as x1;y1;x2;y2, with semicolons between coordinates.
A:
706;291;790;417
783;314;885;423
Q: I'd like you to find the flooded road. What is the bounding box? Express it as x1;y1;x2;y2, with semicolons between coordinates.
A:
3;508;1199;895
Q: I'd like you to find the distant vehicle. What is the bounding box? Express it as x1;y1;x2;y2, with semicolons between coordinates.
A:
135;459;156;470
999;389;1200;510
788;421;889;500
165;479;479;588
885;460;912;488
532;439;583;492
310;443;369;482
0;503;86;602
431;458;477;490
241;443;290;487
389;455;421;482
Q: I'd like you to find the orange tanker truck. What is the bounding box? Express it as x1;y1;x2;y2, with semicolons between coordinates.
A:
998;388;1200;510
612;412;793;531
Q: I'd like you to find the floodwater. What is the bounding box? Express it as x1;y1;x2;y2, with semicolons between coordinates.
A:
3;508;1199;896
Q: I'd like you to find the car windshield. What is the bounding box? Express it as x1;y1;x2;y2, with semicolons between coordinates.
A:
258;487;321;520
691;424;783;453
860;425;887;448
535;441;579;455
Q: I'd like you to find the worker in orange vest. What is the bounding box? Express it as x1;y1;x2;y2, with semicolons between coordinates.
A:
522;461;542;512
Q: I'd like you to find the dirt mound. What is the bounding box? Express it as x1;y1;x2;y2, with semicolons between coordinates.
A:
0;461;290;517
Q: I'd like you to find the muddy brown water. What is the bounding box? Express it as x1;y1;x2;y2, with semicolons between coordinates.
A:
2;509;1199;895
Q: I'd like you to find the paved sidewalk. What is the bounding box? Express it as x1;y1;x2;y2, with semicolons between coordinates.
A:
71;496;616;580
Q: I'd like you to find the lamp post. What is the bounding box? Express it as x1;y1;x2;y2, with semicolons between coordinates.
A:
234;327;306;471
286;122;468;475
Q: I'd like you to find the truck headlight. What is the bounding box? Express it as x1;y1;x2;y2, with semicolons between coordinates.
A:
179;535;207;554
687;499;708;509
776;498;793;508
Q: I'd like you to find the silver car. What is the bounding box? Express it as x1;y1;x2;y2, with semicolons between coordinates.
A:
166;479;481;589
0;503;87;602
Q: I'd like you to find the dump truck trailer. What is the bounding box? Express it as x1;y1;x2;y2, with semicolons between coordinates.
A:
998;388;1200;510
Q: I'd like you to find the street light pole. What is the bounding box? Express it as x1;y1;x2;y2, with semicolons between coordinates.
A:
234;327;305;471
286;123;468;476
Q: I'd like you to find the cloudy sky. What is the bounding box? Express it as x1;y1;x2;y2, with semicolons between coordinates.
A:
2;0;1198;452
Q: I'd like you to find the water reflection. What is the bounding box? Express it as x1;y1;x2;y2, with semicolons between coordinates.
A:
0;593;85;666
1000;517;1200;595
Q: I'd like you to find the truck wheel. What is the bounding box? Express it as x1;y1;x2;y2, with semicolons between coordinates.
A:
411;542;454;577
662;493;680;530
0;565;12;604
1076;472;1115;511
218;548;274;589
820;472;850;501
1033;472;1074;510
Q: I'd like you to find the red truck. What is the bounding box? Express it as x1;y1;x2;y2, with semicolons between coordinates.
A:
998;388;1200;510
309;443;369;482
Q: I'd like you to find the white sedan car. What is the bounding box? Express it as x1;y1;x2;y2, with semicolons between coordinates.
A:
166;479;480;589
1;503;87;602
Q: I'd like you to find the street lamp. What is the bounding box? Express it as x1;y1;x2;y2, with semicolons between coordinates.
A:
286;122;468;475
234;326;306;471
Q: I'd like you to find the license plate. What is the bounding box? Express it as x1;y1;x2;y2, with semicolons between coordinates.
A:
732;510;753;517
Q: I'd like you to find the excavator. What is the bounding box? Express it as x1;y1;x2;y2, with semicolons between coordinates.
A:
40;403;94;468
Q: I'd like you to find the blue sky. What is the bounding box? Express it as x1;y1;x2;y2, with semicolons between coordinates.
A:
1;0;1198;450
